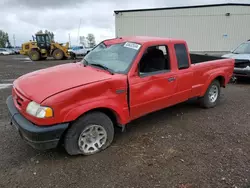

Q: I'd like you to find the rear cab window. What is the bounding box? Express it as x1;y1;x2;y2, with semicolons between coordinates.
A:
174;44;190;69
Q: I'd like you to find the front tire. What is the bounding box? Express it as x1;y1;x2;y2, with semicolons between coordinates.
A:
200;80;220;108
29;50;40;61
64;112;114;156
70;52;76;59
53;49;64;60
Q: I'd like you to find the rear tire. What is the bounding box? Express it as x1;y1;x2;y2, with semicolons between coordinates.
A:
200;80;220;108
64;112;114;156
70;52;76;59
29;50;40;61
53;49;64;60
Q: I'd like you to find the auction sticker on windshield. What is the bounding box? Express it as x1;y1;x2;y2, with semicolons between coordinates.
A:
124;42;141;50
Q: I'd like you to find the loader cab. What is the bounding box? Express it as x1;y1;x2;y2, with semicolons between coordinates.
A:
36;34;51;52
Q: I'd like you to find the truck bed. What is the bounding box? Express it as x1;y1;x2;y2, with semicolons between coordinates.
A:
190;54;225;64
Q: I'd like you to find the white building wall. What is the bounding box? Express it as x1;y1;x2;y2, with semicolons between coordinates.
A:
115;5;250;52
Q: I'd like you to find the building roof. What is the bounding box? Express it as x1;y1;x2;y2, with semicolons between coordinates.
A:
114;3;250;13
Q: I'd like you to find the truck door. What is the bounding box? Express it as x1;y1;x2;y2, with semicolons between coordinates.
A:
129;45;177;120
173;43;193;103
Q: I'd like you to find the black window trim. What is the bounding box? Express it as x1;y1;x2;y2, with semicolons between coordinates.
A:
139;69;171;77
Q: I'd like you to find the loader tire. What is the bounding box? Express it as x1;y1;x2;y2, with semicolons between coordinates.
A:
53;49;64;60
29;50;40;61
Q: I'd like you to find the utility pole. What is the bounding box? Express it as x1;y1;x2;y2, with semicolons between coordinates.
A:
77;18;82;44
68;33;71;48
13;34;16;48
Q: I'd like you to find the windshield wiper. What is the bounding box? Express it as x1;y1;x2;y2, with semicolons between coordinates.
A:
90;63;114;75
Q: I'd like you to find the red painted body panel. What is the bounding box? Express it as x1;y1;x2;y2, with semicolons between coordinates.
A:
14;63;113;103
11;36;234;126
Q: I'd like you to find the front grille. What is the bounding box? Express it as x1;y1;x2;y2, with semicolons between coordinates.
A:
15;93;24;107
235;59;250;68
235;63;250;68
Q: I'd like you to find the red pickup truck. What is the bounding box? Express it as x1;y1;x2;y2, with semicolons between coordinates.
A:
6;36;234;156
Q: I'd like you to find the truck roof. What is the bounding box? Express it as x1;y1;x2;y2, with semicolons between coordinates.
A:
104;36;185;46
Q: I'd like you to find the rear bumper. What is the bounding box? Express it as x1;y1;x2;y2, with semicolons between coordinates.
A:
6;95;69;150
233;68;250;78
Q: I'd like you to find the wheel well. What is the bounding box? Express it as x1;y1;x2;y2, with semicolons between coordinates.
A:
29;48;40;53
59;108;119;146
83;108;119;127
215;76;225;87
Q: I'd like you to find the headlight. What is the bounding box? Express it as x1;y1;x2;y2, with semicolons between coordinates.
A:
26;101;53;118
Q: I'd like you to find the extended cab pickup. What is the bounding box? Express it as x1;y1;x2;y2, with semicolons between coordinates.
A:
6;36;234;156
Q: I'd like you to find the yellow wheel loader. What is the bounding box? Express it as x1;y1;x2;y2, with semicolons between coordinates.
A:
20;34;70;61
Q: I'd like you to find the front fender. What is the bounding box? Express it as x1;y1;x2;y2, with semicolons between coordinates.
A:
64;99;129;125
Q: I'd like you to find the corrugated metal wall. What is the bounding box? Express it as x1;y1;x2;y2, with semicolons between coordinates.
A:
115;6;250;52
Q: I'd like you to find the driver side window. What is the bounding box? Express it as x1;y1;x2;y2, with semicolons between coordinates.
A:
139;45;170;76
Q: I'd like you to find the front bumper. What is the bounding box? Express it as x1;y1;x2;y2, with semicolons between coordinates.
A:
233;68;250;78
6;96;69;150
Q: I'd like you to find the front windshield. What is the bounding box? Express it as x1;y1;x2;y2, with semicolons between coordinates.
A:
233;42;250;54
72;46;81;50
83;41;141;73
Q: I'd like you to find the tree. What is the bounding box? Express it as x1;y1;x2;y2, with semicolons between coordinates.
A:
86;33;96;48
0;30;10;48
6;33;11;48
36;30;43;34
79;36;87;46
36;30;55;41
45;30;54;41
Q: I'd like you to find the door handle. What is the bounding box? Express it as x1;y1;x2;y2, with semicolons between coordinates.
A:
167;77;176;82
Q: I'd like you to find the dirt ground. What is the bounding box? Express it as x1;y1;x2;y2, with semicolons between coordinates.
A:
0;55;250;188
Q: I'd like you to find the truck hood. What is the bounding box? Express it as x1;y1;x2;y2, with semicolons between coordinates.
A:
222;53;250;60
14;63;112;103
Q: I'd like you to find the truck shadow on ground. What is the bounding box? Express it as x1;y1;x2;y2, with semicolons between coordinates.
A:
43;98;202;157
114;98;206;141
20;97;223;161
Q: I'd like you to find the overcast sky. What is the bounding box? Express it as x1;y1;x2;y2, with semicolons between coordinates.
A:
0;0;249;46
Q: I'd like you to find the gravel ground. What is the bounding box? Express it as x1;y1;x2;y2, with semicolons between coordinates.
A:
0;55;250;188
